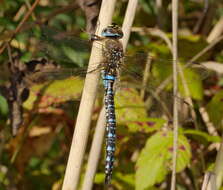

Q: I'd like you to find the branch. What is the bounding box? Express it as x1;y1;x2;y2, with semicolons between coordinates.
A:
0;0;41;55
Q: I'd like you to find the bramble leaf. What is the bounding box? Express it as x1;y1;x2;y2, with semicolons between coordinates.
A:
136;131;191;190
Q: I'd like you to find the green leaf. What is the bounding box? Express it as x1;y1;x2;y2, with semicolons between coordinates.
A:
0;17;15;29
153;61;204;100
206;90;223;128
115;88;147;122
61;46;89;67
23;77;84;110
178;67;204;100
136;131;191;190
114;172;135;188
126;117;166;133
184;129;221;143
115;89;167;133
94;173;105;184
0;94;8;116
116;89;160;131
178;36;209;61
152;55;172;86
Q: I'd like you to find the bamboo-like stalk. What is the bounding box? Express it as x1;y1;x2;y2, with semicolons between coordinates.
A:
170;0;179;189
214;139;223;189
121;0;139;50
206;136;223;190
61;1;117;190
81;107;106;190
81;1;138;189
207;17;223;43
202;172;212;190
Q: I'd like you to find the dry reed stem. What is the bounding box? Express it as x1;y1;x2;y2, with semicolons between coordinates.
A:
62;1;117;190
207;17;223;43
202;172;212;190
121;0;139;50
213;139;223;189
82;1;139;189
81;107;106;190
171;0;179;189
206;137;223;190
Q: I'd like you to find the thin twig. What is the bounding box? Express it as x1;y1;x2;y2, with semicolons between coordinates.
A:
146;89;173;120
0;0;41;54
177;64;200;134
171;0;179;190
61;1;117;190
207;16;223;43
199;106;218;136
193;0;209;34
201;61;223;74
190;35;223;63
140;58;152;99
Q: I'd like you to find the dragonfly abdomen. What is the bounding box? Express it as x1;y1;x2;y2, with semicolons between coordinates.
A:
102;74;116;184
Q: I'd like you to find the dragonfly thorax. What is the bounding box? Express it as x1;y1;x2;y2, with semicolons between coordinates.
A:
102;39;123;76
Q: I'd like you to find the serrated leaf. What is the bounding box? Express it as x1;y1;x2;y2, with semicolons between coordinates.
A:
206;90;223;128
136;131;191;190
23;77;84;110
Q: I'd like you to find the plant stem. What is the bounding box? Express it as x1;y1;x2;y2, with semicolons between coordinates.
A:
171;0;179;189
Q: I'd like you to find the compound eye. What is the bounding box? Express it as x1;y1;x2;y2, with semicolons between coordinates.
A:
102;29;123;39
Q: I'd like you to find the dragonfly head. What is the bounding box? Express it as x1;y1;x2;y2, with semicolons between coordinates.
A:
101;23;123;39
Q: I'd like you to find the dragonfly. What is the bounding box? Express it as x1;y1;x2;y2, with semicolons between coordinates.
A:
12;22;211;185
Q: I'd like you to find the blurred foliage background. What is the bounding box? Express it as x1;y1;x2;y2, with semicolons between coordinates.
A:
0;0;223;189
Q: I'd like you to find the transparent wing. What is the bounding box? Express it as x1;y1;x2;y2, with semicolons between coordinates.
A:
20;23;212;124
22;23;210;76
23;22;103;68
20;23;210;86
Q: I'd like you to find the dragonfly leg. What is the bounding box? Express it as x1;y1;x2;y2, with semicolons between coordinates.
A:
90;34;104;41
